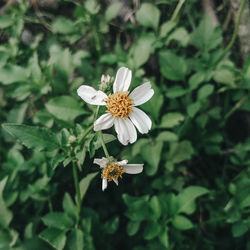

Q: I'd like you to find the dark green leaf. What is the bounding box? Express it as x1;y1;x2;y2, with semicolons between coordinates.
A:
172;215;193;230
2;123;59;151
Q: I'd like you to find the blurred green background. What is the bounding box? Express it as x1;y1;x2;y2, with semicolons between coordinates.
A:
1;0;250;249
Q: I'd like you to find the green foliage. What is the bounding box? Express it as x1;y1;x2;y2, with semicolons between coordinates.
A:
1;0;250;249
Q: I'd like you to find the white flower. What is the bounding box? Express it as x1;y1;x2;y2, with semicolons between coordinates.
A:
77;67;154;145
93;157;143;191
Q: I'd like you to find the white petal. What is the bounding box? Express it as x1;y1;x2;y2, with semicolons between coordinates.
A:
112;178;119;186
94;157;109;168
94;113;114;131
102;178;108;191
113;67;132;93
129;107;152;134
123;164;144;174
129;82;154;106
77;85;107;105
114;118;137;145
117;160;128;166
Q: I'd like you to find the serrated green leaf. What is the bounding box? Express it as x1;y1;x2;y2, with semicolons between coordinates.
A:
41;212;74;230
197;84;214;100
52;17;75;34
39;228;66;250
46;96;87;121
63;193;77;220
79;172;98;200
159;50;187;81
67;229;84;250
2;123;59;151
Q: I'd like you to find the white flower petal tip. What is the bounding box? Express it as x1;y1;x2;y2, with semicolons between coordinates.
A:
102;178;108;191
129;82;154;106
129;107;152;134
113;67;132;93
114;118;137;146
123;164;144;174
77;85;107;105
93;157;109;168
94;113;114;131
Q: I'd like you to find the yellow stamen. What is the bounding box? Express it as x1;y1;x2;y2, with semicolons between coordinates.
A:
105;91;133;118
102;163;125;182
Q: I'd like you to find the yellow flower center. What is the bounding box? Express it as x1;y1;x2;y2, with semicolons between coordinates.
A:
101;163;125;182
105;91;133;118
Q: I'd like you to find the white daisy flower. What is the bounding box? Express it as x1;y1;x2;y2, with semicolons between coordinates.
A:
93;157;143;191
77;67;154;145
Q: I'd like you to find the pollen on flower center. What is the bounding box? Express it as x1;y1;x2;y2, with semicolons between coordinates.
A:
101;163;125;182
105;91;133;118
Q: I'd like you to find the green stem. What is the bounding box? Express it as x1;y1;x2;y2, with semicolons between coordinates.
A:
99;131;110;158
94;106;100;122
78;124;94;144
72;161;81;225
220;0;247;59
171;0;186;21
224;95;248;120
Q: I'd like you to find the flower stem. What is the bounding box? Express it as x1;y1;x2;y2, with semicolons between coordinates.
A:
94;106;100;122
220;0;247;60
72;160;81;225
98;131;110;158
171;0;186;21
78;124;94;145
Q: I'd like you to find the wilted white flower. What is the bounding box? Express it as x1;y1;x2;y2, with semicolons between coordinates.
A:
93;157;143;191
77;67;154;145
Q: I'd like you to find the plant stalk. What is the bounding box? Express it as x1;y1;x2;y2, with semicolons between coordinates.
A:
72;161;81;224
171;0;186;21
99;131;110;158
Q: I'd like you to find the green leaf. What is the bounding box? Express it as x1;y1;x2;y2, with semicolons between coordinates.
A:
45;96;87;121
127;221;141;236
0;65;27;85
172;215;193;230
159;50;187;81
190;15;222;51
67;229;84;250
158;228;169;248
213;69;235;87
103;216;119;234
0;177;13;228
105;2;122;22
169;141;194;164
176;186;209;214
41;212;74;230
63;193;77;220
52;17;75;34
130;33;156;68
136;3;160;30
197;84;214;100
94;133;116;150
0;15;14;29
160;112;185;128
232;222;248;238
142;142;163;176
156;131;178;142
143;221;161;240
159;20;176;38
167;27;190;47
79;172;98;200
150;196;161;220
85;0;100;14
187;102;201;118
188;72;205;90
165;86;186;99
39;228;66;250
2;123;59;151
